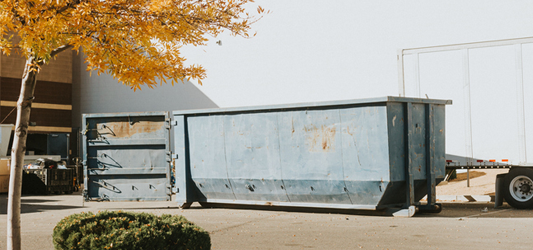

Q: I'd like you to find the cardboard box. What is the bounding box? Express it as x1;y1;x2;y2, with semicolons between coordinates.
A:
0;158;10;193
0;158;9;175
0;175;8;193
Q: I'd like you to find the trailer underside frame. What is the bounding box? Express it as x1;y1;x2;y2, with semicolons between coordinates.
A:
444;164;533;209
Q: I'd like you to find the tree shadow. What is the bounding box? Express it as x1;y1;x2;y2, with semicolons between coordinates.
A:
20;199;61;203
0;203;83;215
0;194;82;214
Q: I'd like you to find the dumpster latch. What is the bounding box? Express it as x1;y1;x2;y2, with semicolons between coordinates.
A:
165;118;173;129
167;151;173;162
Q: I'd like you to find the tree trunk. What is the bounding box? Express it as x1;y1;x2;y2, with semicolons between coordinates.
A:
7;57;39;250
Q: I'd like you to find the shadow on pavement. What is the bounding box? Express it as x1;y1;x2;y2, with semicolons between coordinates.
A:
1;192;532;218
172;202;401;216
96;202;397;216
118;202;533;219
0;194;83;215
0;203;83;215
20;199;60;203
416;202;533;218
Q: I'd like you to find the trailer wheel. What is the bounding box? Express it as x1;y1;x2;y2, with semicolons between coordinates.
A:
503;168;533;209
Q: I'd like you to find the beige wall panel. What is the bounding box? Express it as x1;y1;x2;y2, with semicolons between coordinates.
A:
38;50;72;83
0;50;72;84
0;52;25;80
27;126;72;133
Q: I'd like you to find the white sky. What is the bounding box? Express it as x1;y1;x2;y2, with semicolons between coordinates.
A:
178;0;533;108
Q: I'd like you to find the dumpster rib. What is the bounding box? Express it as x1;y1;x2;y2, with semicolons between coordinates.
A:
426;104;436;205
405;102;415;207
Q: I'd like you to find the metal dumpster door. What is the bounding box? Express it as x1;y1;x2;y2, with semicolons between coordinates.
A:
83;112;171;201
278;110;352;205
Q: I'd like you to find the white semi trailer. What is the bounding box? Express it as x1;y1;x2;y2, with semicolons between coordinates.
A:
398;37;533;209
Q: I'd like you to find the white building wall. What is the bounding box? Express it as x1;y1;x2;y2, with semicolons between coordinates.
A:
71;53;218;127
72;0;533;127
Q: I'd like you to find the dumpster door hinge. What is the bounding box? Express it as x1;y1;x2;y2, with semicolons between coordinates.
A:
166;151;173;162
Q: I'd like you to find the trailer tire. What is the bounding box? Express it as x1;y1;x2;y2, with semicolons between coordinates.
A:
503;168;533;209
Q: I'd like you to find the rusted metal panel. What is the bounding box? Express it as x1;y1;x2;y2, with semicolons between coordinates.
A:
83;112;171;201
173;96;450;210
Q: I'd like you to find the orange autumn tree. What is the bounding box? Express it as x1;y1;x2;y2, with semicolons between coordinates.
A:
0;0;263;249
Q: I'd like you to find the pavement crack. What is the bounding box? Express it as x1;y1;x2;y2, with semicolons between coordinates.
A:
208;213;281;235
464;209;509;218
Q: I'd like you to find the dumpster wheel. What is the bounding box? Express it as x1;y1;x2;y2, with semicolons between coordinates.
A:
503;168;533;209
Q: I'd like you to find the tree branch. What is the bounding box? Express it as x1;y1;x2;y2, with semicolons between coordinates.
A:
54;0;83;16
39;45;74;66
50;45;72;58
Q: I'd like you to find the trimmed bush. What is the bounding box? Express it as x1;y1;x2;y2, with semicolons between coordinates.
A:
52;211;210;250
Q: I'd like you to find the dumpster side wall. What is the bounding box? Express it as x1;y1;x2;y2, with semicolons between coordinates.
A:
174;97;448;210
177;104;393;208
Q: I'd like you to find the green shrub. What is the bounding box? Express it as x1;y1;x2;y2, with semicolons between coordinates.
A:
52;211;210;250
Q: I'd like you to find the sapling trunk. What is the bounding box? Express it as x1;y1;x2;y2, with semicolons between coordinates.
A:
7;57;38;250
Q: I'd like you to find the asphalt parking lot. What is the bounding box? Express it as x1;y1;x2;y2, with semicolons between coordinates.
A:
1;193;532;249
